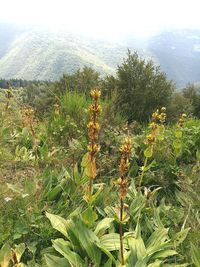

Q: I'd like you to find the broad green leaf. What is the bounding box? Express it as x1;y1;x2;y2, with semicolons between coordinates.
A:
46;212;71;237
89;184;104;205
146;228;169;255
44;254;70;267
45;179;67;201
104;258;113;267
129;194;145;220
144;146;153;158
0;243;11;267
126;229;146;264
163;264;189;267
95;218;114;237
172;228;190;247
127;259;147;267
148;260;163;267
70;218;101;266
82;206;98;226
151;249;177;259
104;206;120;222
100;233;128;251
14;243;26;263
191;242;200;267
52;239;85;267
95;242;116;264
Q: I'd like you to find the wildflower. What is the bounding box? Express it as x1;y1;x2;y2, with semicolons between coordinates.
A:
53;96;59;116
115;135;133;266
20;106;37;160
117;136;133;198
145;134;156;145
90;88;101;99
84;88;102;198
178;113;187;127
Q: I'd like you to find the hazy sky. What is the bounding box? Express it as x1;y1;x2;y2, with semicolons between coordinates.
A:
1;0;200;38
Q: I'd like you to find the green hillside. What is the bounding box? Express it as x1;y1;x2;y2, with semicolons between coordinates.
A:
1;23;200;87
0;26;127;80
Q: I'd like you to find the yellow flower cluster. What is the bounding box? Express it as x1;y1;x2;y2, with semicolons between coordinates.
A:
178;113;187;127
5;89;13;111
87;143;100;154
23;107;34;117
145;107;167;145
152;107;166;124
145;133;156;145
87;121;100;141
115;177;129;199
90;89;101;100
20;106;34;125
116;136;133;198
87;88;102;158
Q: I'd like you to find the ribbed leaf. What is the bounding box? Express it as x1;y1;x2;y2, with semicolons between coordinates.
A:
82;206;98;226
14;243;26;263
44;254;70;267
146;228;169;255
95;242;116;264
46;212;71;237
127;236;146;261
0;242;11;267
100;233;128;251
191;242;200;267
52;239;85;267
70;218;101;266
104;258;113;267
151;249;177;259
94;218;114;237
172;228;190;247
147;260;163;267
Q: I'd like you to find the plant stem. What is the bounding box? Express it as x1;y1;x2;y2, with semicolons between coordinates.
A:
138;157;148;192
89;176;93;198
120;196;125;266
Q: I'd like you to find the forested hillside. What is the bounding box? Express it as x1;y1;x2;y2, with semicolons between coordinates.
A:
1;22;200;87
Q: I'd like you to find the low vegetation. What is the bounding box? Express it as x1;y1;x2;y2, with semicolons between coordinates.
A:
0;51;200;266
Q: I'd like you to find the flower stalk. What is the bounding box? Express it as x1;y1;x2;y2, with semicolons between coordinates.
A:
53;96;60;117
115;136;132;266
21;107;37;161
139;107;166;192
86;88;101;198
5;82;13;112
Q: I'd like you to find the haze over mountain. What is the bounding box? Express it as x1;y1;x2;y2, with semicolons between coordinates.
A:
0;22;200;87
0;0;200;87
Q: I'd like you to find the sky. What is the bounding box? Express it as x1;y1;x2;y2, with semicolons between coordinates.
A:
1;0;200;38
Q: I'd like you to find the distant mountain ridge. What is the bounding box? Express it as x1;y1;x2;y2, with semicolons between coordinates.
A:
0;22;200;87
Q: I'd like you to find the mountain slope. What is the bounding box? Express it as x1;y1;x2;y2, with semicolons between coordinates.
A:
0;22;200;87
0;25;127;80
148;30;200;87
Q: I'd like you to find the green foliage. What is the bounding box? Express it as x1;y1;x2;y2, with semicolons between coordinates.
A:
115;50;174;122
0;83;200;267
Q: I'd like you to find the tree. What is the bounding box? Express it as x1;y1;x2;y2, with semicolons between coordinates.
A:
183;83;200;118
167;92;193;121
115;50;175;122
55;67;100;95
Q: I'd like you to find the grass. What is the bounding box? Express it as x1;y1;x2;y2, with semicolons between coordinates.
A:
0;88;200;266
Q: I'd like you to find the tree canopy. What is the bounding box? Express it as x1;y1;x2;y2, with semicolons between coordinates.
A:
115;50;175;122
